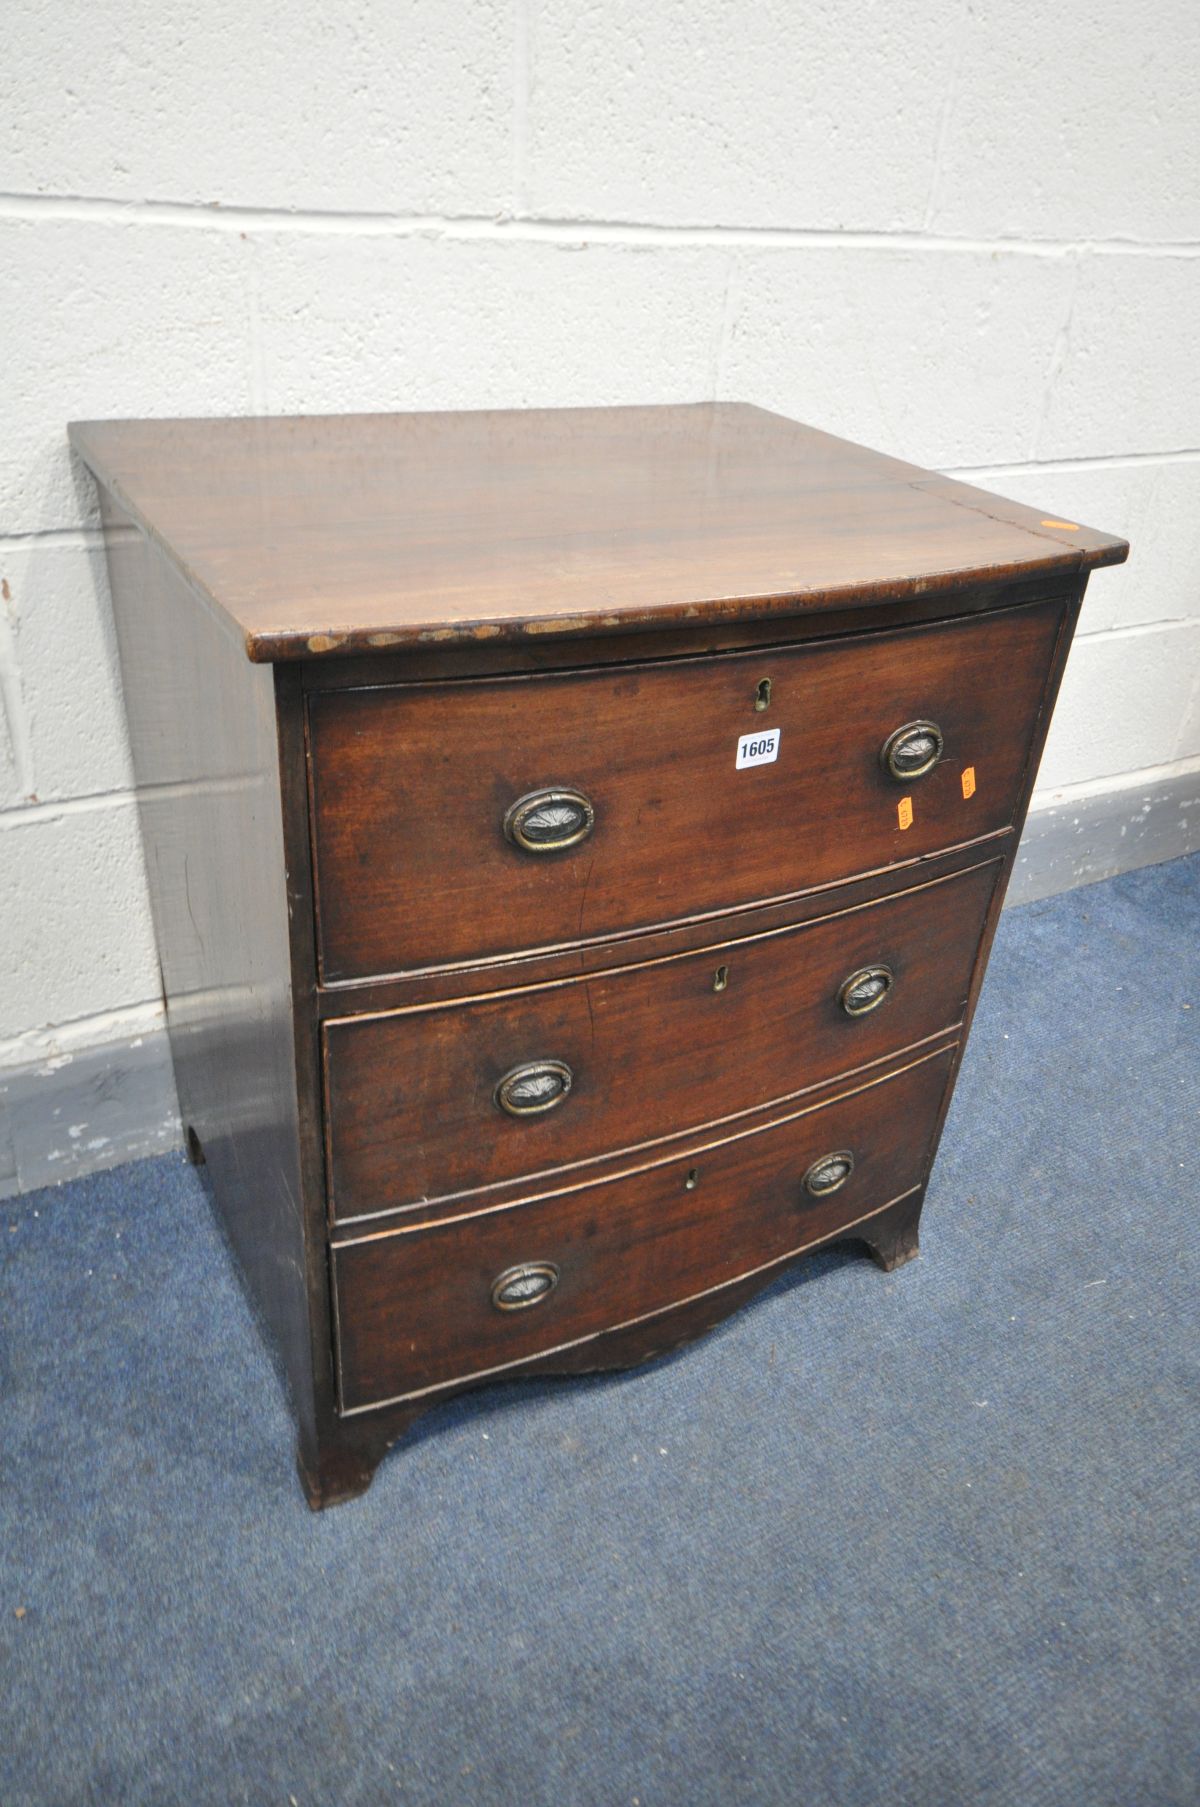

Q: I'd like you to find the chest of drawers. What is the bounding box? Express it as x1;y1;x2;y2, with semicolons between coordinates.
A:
71;404;1127;1507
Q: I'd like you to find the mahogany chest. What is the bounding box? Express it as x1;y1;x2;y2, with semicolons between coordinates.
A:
71;405;1128;1506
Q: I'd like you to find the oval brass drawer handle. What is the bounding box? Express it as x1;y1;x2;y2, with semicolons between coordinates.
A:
491;1261;560;1312
504;787;595;853
495;1058;574;1118
881;720;944;782
802;1150;855;1198
838;964;895;1017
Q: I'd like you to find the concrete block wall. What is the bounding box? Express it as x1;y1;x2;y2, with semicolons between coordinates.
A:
2;0;1198;1188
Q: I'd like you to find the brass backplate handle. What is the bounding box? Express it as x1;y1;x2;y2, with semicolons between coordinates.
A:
880;720;944;782
838;964;895;1017
495;1058;574;1118
504;787;595;853
802;1150;855;1198
491;1261;560;1312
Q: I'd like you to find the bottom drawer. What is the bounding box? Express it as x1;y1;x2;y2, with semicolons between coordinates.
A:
332;1044;956;1413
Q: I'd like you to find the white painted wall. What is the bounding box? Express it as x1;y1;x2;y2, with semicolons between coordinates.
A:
2;0;1198;1085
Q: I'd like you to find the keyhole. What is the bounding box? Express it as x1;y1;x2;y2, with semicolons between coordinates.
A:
713;964;729;992
684;1167;699;1190
755;677;772;712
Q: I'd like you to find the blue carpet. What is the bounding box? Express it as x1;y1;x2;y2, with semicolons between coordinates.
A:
2;855;1197;1807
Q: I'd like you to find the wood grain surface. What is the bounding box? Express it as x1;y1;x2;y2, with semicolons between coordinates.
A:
308;596;1063;979
69;406;1127;660
94;496;329;1457
332;1045;956;1412
323;858;998;1222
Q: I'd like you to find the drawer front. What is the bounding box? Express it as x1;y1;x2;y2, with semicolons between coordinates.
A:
332;1046;954;1412
325;858;997;1223
308;597;1062;981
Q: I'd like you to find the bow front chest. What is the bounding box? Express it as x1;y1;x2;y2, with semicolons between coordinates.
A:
71;404;1128;1506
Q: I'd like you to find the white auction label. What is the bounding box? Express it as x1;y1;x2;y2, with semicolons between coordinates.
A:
735;728;781;769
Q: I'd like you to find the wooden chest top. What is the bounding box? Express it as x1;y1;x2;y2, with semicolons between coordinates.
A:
69;404;1126;662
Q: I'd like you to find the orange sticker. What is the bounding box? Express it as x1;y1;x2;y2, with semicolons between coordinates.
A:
897;796;913;830
961;765;976;800
1041;519;1080;531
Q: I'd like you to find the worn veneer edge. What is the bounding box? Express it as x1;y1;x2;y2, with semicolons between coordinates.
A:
68;419;1126;665
296;571;1083;695
334;1182;927;1417
256;513;1124;660
246;552;1092;662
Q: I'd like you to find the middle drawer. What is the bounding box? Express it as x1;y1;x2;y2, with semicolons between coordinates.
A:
324;856;998;1225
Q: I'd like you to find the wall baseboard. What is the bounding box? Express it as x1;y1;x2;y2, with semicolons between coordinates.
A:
0;1027;179;1202
1010;764;1200;906
2;764;1197;1198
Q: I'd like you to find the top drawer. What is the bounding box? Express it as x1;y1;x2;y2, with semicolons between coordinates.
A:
308;597;1063;981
